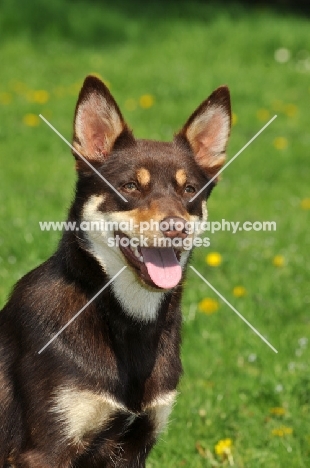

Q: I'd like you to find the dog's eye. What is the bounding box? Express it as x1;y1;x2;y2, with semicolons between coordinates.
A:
123;182;138;191
184;185;196;194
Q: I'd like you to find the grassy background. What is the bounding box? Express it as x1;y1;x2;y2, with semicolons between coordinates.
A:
0;1;310;466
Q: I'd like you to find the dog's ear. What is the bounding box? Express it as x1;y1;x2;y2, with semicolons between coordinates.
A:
72;75;132;166
177;86;231;181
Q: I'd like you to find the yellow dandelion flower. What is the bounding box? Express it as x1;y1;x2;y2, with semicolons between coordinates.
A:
271;426;293;437
284;104;298;117
283;427;293;434
124;98;137;111
23;114;40;127
301;198;310;210
232;113;238;126
205;252;222;267
0;92;12;105
257;108;270;121
273;255;285;267
26;90;49;103
273;137;288;150
270;407;286;416
33;90;50;104
198;298;219;315
233;286;247;297
215;438;232;456
139;94;154;109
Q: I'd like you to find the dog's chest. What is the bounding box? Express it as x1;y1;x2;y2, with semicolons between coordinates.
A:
51;387;176;443
47;289;182;446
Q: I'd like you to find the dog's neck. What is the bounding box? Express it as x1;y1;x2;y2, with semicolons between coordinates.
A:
56;230;182;323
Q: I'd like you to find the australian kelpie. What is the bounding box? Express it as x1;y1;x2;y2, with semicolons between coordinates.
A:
0;76;231;467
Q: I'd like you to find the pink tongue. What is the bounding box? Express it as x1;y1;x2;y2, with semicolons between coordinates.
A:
140;247;182;289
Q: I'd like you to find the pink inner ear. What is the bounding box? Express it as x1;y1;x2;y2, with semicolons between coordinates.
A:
74;91;125;162
194;111;229;164
92;135;107;155
90;116;108;154
82;113;109;155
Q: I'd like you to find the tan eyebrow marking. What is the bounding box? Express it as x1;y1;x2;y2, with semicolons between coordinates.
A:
136;168;151;186
175;169;187;186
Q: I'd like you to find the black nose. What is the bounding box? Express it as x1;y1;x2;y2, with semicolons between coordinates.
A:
160;217;188;239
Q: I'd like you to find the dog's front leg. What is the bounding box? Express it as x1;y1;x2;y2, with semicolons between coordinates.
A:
101;398;175;468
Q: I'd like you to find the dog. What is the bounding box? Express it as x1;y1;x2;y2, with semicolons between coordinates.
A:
0;75;231;467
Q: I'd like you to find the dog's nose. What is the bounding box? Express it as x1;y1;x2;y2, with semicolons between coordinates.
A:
160;217;188;239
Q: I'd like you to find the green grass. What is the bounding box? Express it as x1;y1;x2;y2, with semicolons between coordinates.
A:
1;1;310;466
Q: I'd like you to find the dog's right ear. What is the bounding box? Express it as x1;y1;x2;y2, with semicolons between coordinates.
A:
72;75;131;167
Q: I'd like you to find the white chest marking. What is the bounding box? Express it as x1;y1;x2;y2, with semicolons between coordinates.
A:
145;391;177;435
51;387;126;442
51;387;177;443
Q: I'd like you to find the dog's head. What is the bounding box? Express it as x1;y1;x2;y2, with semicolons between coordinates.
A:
71;76;231;300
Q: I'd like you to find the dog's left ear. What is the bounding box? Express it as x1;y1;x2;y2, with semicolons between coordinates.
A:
177;86;231;180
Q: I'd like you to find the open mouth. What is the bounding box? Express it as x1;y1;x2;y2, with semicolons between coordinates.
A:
116;232;182;290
